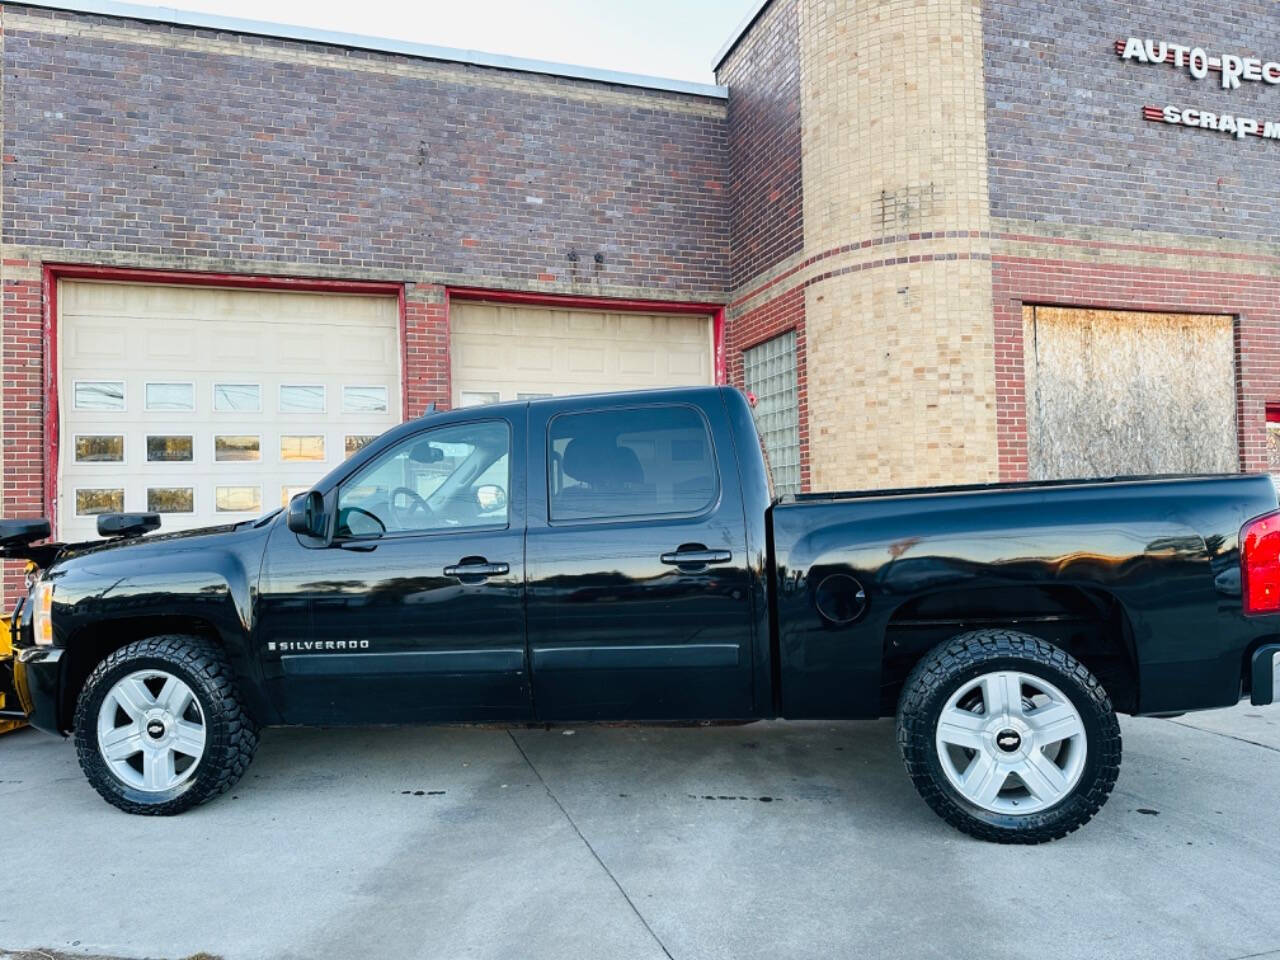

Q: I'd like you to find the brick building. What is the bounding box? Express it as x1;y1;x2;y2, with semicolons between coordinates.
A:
4;0;1280;597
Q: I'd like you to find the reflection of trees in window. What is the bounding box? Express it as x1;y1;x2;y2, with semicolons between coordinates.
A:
214;435;261;462
147;435;194;462
75;435;124;462
76;488;123;515
147;487;194;513
345;435;377;458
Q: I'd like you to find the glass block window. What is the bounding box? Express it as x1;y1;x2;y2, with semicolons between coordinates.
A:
742;331;801;496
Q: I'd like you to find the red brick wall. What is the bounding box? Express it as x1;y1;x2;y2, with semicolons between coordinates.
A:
5;5;729;297
3;273;44;602
993;252;1280;481
404;285;450;417
716;0;803;290
725;286;810;492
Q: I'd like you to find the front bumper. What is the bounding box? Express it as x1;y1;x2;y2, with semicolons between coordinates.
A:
12;646;63;734
1250;644;1280;706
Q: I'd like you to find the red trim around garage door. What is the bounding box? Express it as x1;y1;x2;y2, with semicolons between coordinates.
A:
446;286;728;385
40;264;405;535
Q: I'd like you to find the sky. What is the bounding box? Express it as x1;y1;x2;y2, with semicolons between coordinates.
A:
117;0;758;84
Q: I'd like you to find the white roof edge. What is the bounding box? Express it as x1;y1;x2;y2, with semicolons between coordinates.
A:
14;0;729;99
712;0;773;73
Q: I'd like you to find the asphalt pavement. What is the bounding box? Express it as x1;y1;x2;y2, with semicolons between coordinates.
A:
2;706;1278;960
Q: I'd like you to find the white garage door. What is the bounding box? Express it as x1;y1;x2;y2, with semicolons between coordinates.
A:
450;301;714;407
59;280;400;540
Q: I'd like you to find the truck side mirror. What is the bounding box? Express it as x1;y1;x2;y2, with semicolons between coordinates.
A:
286;490;326;539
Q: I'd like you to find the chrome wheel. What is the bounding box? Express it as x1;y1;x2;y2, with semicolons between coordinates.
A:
96;669;206;793
935;670;1087;815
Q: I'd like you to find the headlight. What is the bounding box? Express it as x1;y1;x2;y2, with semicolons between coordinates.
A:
32;579;54;646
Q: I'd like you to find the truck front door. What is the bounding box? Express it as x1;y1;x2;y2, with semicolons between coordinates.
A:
261;413;529;724
525;394;756;720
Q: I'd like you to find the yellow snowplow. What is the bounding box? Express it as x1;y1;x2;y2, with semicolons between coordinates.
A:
1;614;26;735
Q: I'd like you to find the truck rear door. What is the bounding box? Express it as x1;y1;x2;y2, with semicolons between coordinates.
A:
525;392;756;720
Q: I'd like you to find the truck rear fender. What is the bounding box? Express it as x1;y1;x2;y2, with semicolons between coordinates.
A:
882;584;1140;714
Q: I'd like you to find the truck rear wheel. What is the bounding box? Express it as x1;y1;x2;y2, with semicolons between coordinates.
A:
896;629;1121;843
72;635;258;815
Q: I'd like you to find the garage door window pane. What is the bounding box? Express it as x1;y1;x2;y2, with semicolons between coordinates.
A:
147;435;194;462
216;486;261;513
743;332;801;496
76;488;123;516
280;385;325;414
282;485;310;507
280;435;325;462
215;435;261;462
549;405;718;521
74;381;125;411
214;383;261;413
345;435;377;458
343;385;388;413
148;487;194;514
145;382;194;411
460;391;500;407
74;435;124;463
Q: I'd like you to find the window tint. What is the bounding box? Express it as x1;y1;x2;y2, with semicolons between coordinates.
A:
548;405;718;521
336;420;510;538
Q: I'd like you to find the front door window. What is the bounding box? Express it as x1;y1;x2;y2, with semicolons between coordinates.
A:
336;420;510;537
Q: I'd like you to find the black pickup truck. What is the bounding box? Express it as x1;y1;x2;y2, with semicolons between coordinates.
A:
7;386;1280;842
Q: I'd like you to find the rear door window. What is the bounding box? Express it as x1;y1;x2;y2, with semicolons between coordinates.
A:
548;405;718;521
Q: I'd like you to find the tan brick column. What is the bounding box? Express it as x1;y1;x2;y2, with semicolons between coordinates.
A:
798;0;996;490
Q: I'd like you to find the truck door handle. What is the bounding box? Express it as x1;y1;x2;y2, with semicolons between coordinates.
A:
444;557;510;581
660;546;732;570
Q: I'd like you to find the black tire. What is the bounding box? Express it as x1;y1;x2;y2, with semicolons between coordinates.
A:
896;629;1121;844
73;635;258;815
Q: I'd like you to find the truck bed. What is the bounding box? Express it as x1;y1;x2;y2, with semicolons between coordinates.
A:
768;472;1279;719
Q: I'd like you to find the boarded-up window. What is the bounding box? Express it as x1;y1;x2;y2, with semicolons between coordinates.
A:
1024;307;1236;480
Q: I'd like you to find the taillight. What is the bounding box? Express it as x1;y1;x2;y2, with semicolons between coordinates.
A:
1241;511;1280;615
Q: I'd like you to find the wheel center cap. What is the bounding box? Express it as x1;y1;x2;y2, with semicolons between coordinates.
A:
995;728;1022;753
146;719;166;740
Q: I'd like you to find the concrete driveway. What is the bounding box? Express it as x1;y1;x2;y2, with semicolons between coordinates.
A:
2;707;1279;960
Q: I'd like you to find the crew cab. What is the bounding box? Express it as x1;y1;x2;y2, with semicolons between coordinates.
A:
8;386;1280;843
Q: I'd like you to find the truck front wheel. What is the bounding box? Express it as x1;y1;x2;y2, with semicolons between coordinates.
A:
72;635;259;815
896;629;1121;843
